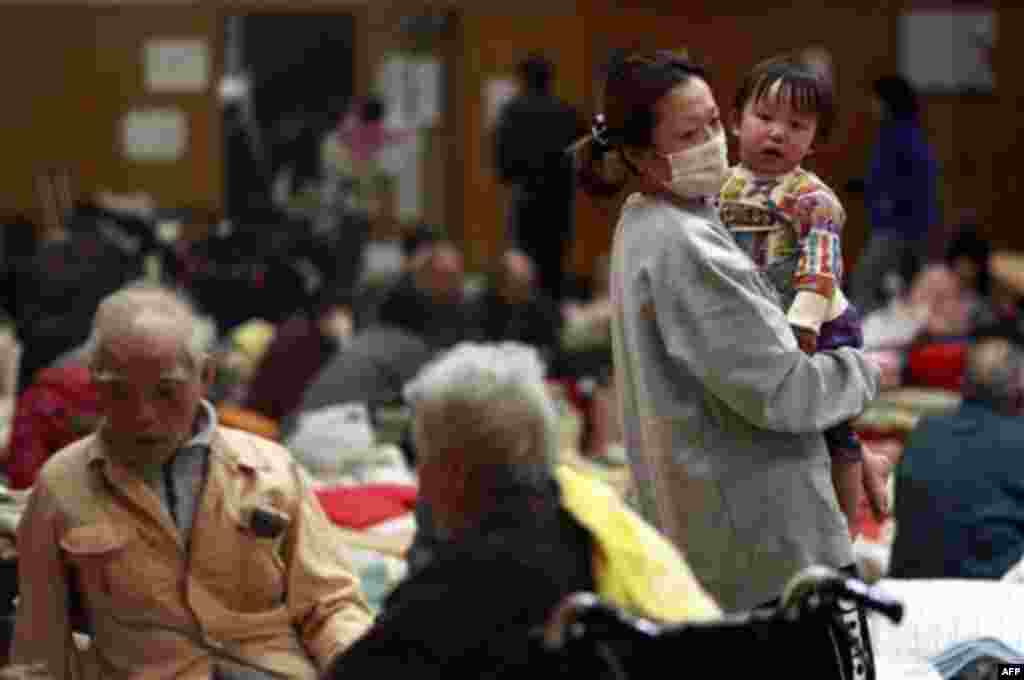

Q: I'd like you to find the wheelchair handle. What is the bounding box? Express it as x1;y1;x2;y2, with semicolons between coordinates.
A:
781;565;904;624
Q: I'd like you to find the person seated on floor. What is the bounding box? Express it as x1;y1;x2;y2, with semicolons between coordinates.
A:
3;175;142;393
351;222;444;329
473;249;563;364
284;323;436;443
2;360;100;490
907;223;995;342
375;240;480;350
242;286;354;423
325;341;721;678
888;323;1024;580
12;282;372;679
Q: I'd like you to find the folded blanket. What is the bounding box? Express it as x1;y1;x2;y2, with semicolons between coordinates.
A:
315;483;417;530
870;578;1024;666
929;637;1024;679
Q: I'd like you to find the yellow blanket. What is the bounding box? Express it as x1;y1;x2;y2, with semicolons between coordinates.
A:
555;464;722;623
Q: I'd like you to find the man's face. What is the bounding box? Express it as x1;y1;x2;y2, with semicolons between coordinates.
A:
427;251;464;304
93;329;211;468
498;253;535;305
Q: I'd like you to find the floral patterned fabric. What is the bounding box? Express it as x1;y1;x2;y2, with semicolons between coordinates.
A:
3;365;99;489
719;165;850;334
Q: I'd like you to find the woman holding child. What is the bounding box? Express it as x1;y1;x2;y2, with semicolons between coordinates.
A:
574;50;890;679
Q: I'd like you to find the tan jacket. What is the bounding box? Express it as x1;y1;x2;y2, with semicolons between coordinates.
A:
12;426;372;679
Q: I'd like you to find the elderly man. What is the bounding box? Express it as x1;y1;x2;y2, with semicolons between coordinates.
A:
12;284;371;679
326;342;720;678
889;324;1024;580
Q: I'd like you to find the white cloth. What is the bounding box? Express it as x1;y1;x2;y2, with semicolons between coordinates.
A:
286;403;414;485
1003;555;1024;584
869;578;1024;667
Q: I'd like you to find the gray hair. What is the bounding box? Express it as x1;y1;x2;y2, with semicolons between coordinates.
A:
86;282;211;379
403;342;559;489
964;336;1024;413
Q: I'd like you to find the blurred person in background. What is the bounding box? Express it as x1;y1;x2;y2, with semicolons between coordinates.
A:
494;54;587;302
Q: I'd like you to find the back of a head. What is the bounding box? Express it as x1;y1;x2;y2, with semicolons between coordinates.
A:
734;52;836;143
519;53;554;92
873;75;918;120
574;49;708;197
403;342;558;487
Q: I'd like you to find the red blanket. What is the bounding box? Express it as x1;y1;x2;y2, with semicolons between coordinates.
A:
315;484;418;530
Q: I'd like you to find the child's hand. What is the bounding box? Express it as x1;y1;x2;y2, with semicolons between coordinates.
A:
861;444;893;522
831;460;863;538
792;326;818;354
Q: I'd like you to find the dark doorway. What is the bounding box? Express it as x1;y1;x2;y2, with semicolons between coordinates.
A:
221;12;355;223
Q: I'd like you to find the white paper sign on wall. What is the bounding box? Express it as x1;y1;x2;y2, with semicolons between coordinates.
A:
121;108;188;162
900;11;996;93
145;39;210;93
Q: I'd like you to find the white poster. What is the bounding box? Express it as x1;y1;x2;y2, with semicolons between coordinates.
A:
408;58;442;128
145;39;210;93
376;55;409;128
121;108;187;162
900;11;996;93
376;54;443;129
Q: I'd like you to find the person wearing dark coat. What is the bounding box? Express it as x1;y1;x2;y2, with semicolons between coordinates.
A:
494;54;586;302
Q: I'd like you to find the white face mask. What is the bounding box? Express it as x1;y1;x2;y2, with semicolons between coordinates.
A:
660;128;729;198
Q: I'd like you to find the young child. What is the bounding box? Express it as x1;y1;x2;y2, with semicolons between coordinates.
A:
718;54;865;537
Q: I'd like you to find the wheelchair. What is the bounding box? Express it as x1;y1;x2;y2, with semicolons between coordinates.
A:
540;565;905;680
83;566;906;680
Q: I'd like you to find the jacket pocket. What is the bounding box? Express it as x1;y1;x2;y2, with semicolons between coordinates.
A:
60;523;133;600
200;501;288;612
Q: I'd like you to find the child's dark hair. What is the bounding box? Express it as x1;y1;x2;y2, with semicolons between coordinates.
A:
573;50;708;198
734;53;835;143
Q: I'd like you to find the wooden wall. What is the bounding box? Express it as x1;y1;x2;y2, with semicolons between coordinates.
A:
461;2;1021;278
1;6;101;229
1;1;1017;282
457;12;589;270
